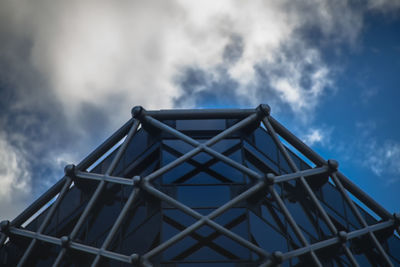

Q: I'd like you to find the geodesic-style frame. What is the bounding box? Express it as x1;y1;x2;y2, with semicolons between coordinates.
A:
1;105;399;267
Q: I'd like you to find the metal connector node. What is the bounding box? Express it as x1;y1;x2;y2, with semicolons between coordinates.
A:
265;173;275;185
338;231;348;243
64;164;77;179
133;176;142;186
256;104;271;118
272;251;283;264
131;106;145;120
327;159;339;172
60;236;70;248
130;253;140;265
0;220;10;233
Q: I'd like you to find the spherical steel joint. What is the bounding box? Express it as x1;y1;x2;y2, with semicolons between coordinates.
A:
0;220;10;233
131;106;145;120
60;236;70;248
64;164;76;179
132;176;142;186
327;159;339;172
129;253;140;265
264;173;275;185
272;251;283;264
256;104;271;118
338;231;348;243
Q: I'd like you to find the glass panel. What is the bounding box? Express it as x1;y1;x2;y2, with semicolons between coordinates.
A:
254;128;278;164
209;161;244;183
176;185;230;208
387;235;400;263
249;211;287;252
176;119;226;131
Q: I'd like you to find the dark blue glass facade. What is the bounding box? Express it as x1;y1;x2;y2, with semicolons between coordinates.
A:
1;108;399;267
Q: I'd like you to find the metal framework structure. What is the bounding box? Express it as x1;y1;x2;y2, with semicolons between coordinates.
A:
1;105;399;266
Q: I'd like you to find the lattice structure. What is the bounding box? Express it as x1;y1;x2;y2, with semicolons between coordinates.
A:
1;105;399;266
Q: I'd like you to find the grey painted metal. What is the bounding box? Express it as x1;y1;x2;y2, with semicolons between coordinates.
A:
8;227;132;263
0;234;6;248
331;172;394;266
141;180;270;261
144;112;262;180
91;187;140;267
11;118;134;228
263;117;361;266
263;117;338;235
273;165;330;183
53;119;140;267
2;106;398;267
76;171;134;186
144;108;256;120
17;177;73;267
268;185;323;267
269;116;392;220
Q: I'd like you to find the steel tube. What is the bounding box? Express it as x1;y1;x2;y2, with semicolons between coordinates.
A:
17;177;73;267
144;146;203;183
76;171;134;186
331;173;393;266
269;185;322;267
263;117;338;235
53;120;140;266
145;108;256;120
144;116;199;147
11;119;134;227
91;187;140;267
8;227;131;263
273;165;329;183
269;116;391;220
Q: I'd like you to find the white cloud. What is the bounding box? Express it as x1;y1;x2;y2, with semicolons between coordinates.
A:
0;0;397;219
2;0;362;124
364;141;400;180
301;127;332;146
0;132;31;220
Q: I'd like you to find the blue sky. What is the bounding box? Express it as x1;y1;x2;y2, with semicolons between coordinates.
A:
0;0;399;220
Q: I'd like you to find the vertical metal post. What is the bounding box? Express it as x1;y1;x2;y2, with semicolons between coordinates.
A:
52;119;140;267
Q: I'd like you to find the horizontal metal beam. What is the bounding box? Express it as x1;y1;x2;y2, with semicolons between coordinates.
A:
273;165;330;183
76;171;135;186
144;108;256;120
8;227;131;263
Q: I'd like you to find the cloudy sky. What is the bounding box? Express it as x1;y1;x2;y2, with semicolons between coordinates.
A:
0;0;399;221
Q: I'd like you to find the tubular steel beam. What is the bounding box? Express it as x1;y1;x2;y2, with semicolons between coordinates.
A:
17;177;73;267
8;227;132;263
331;173;394;266
11;118;135;228
143;113;262;182
268;185;323;267
91;186;140;267
263;117;338;234
144;108;256;120
141;180;270;261
268;116;392;220
263;116;362;265
53;119;140;267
